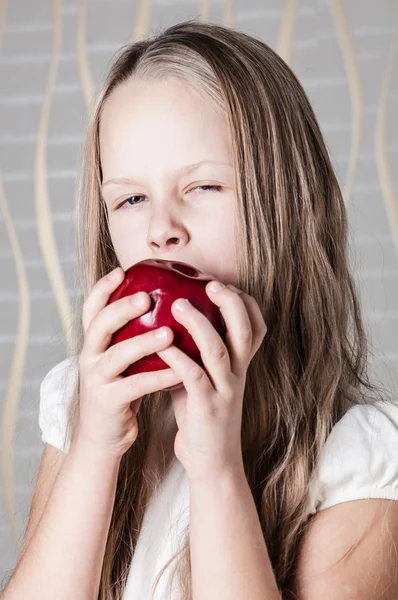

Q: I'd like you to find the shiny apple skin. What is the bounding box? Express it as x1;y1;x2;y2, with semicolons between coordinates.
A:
107;259;227;377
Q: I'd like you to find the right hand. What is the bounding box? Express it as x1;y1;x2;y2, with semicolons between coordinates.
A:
76;267;182;459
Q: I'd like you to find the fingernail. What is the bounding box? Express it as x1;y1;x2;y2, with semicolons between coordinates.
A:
175;298;191;311
156;327;168;339
208;281;225;293
130;292;146;304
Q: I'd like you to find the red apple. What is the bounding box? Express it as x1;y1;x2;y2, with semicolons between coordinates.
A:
107;259;227;379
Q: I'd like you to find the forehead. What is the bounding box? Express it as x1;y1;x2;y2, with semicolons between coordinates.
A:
99;78;232;180
101;76;219;122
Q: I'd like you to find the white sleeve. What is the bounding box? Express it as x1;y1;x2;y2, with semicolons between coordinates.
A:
38;356;78;453
306;399;398;516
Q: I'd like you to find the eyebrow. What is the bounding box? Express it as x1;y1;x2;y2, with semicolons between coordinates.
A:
101;160;233;191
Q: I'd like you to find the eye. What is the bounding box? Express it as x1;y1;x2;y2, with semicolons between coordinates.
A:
116;185;223;210
117;195;146;209
190;184;223;193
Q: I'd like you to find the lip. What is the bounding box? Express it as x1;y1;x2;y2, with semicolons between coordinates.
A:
146;258;202;272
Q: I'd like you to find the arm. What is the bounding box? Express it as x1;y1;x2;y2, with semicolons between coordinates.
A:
188;470;281;600
3;434;122;600
289;498;398;599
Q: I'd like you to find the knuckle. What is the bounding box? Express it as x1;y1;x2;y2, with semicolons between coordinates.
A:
82;293;92;309
238;325;252;346
84;312;97;336
79;349;97;371
210;341;228;362
81;302;90;326
127;375;143;399
129;421;139;438
188;363;205;383
78;353;86;372
257;322;268;345
78;348;90;369
102;347;115;370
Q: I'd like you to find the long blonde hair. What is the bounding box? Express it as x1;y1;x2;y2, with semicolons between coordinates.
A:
61;19;390;599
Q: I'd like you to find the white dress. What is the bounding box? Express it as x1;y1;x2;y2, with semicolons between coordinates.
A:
38;357;398;599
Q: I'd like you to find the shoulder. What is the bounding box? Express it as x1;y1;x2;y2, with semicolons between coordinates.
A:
38;355;78;452
293;492;398;598
294;400;398;597
306;399;398;516
40;355;78;392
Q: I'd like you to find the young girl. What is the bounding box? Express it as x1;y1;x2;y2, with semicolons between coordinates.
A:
6;19;398;600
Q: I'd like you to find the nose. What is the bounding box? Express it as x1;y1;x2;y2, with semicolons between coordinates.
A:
146;204;189;253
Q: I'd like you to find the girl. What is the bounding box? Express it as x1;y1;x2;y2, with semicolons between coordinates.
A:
7;19;398;600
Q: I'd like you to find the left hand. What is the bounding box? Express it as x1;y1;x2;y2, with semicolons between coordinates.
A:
156;281;268;485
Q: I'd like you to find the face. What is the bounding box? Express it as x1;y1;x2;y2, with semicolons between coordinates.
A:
99;77;238;286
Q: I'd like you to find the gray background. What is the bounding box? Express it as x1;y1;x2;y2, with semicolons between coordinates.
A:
1;0;398;586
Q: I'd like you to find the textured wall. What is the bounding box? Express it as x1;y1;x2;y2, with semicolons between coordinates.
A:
1;0;398;586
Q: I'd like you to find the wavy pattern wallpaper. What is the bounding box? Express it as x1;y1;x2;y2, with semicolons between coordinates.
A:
0;0;397;585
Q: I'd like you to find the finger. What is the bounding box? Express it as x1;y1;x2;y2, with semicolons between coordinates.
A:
205;282;253;377
225;285;268;360
109;367;183;406
170;298;231;387
157;344;213;398
234;291;268;361
83;291;151;359
100;326;175;381
82;267;124;334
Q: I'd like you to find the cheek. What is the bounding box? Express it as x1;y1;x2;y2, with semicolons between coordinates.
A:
213;207;235;250
200;214;237;282
107;219;144;269
107;220;123;256
200;215;233;248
